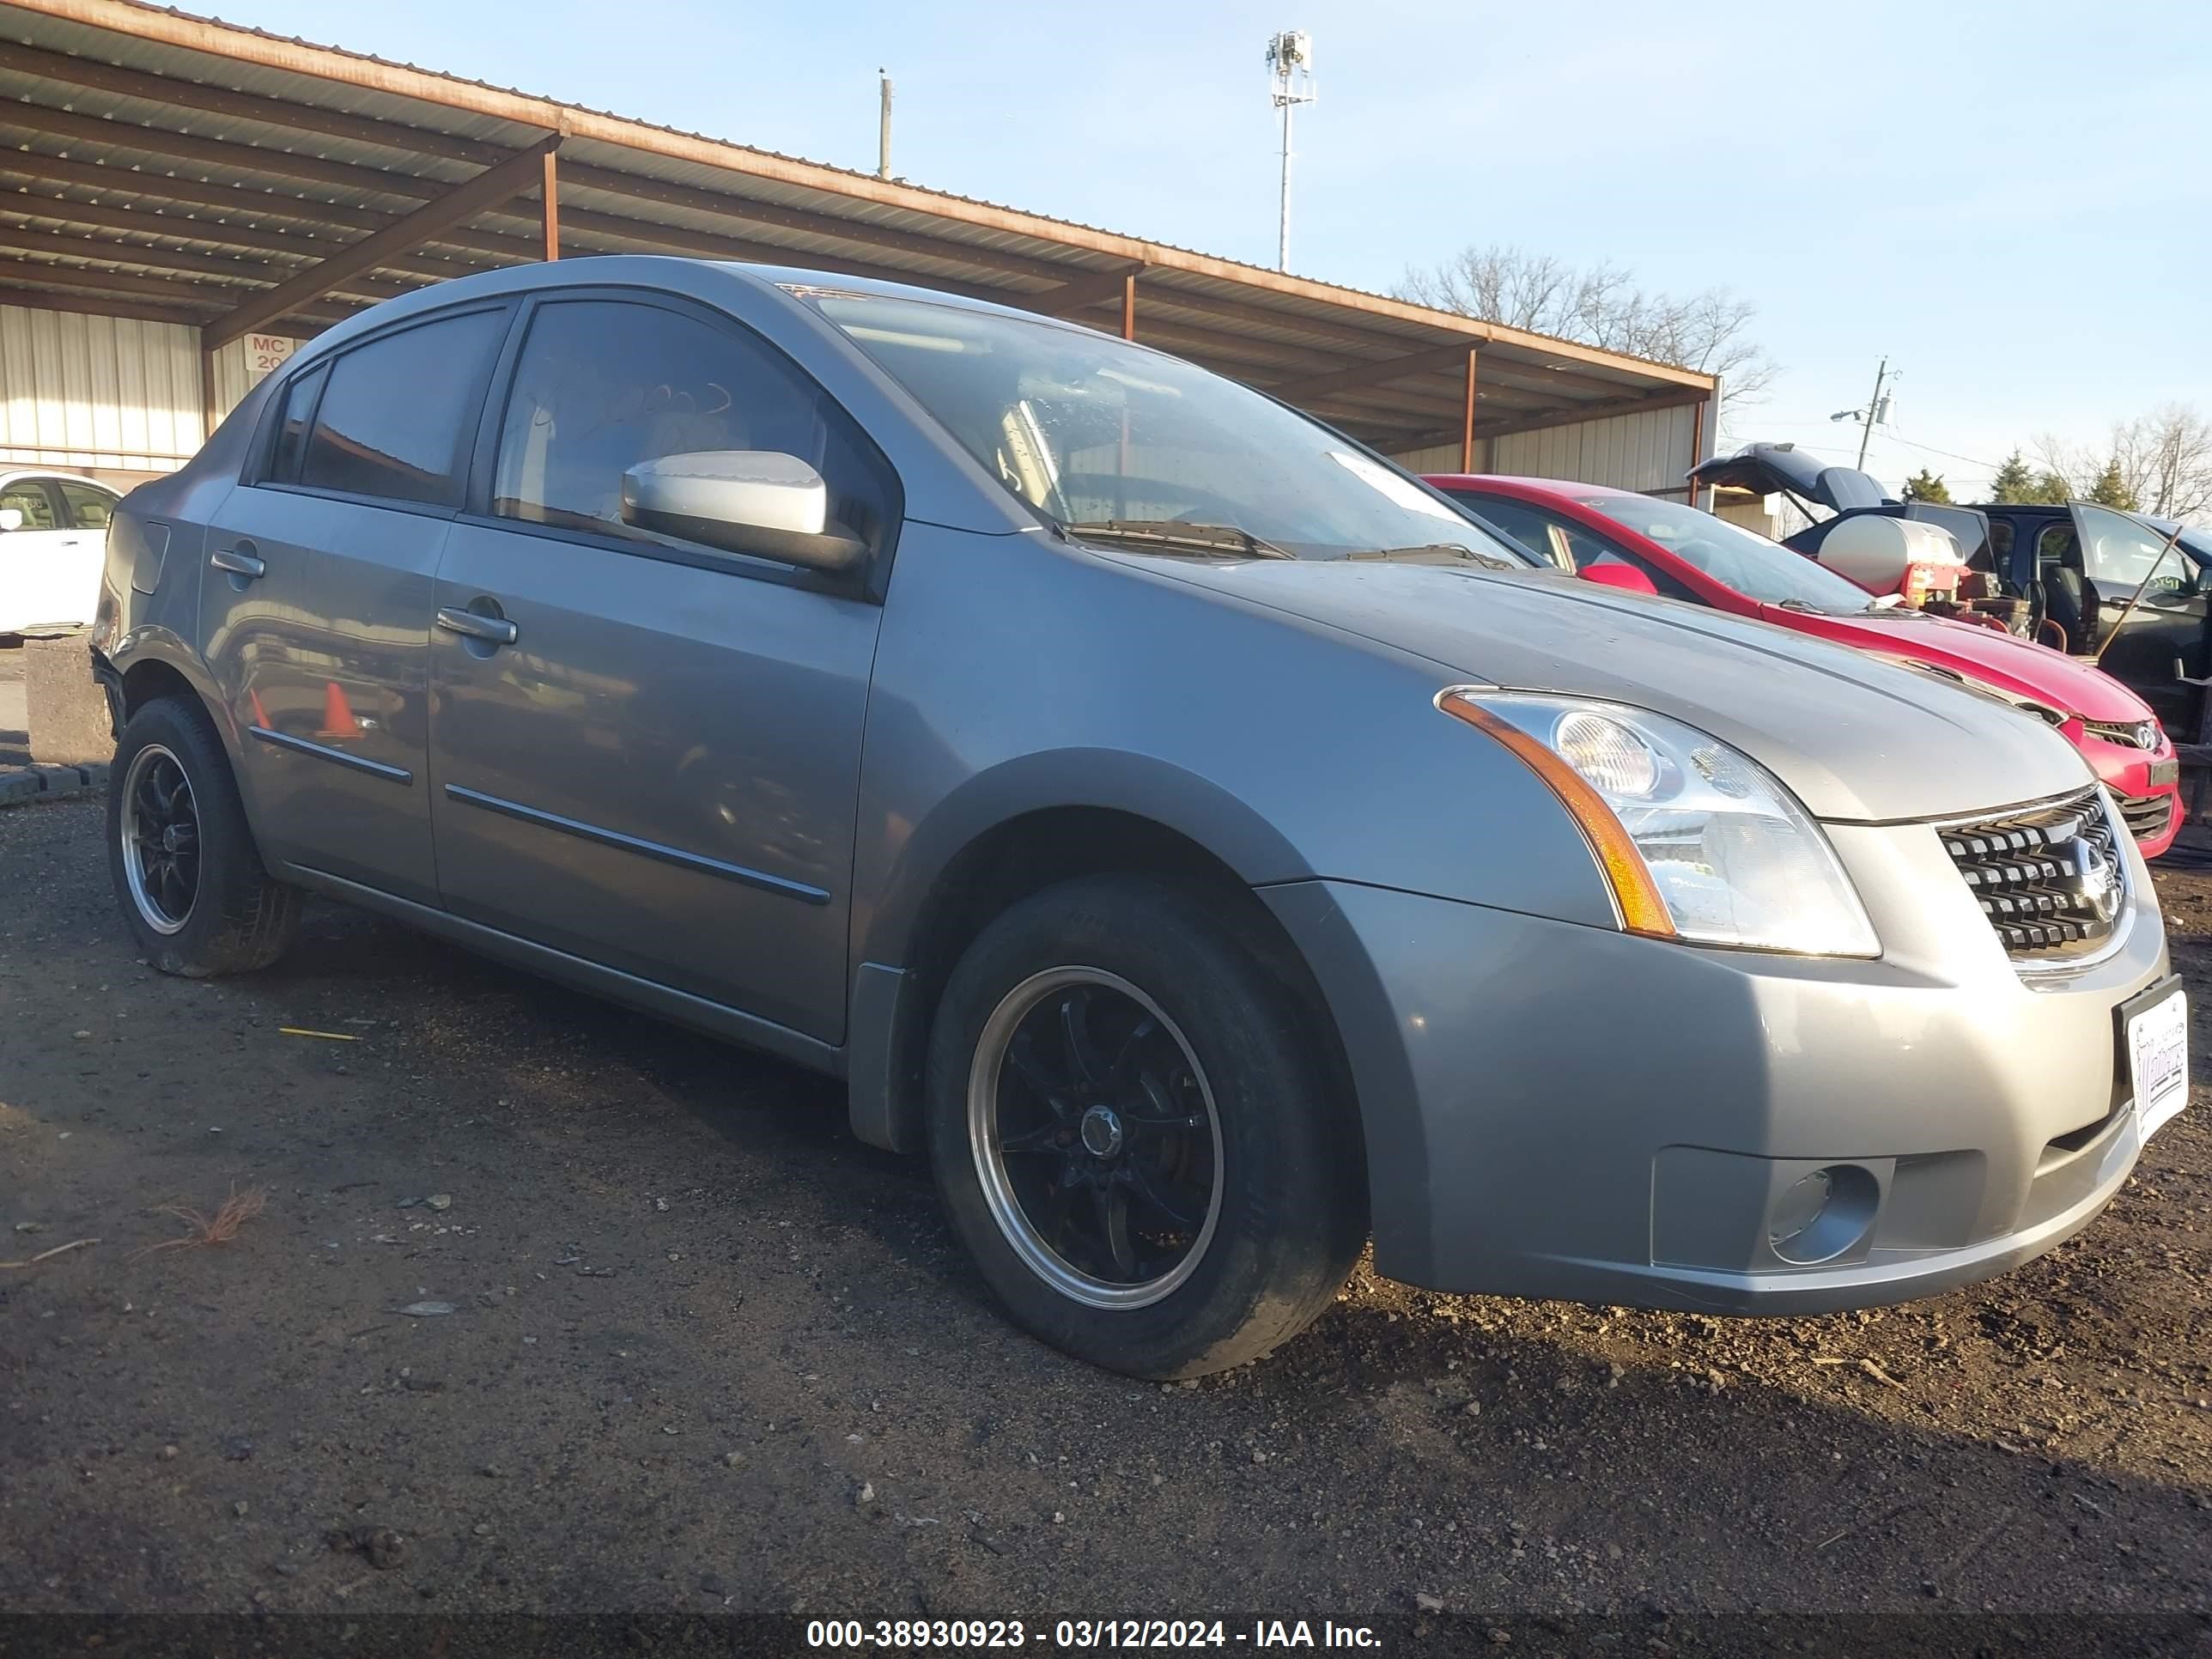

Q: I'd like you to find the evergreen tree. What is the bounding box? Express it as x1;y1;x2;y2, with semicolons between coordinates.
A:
1988;451;2037;502
1901;469;1952;504
2086;459;2140;511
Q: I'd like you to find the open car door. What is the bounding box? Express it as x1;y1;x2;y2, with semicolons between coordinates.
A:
2065;502;2211;732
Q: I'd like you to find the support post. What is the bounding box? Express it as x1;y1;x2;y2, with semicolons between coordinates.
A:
1460;348;1479;473
199;341;219;443
540;147;560;260
1686;398;1707;507
1121;273;1136;341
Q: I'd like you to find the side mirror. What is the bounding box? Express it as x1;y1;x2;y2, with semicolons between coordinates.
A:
0;508;21;532
622;451;866;574
1580;562;1658;597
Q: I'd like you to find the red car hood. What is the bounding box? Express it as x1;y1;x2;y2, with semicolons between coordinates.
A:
1786;609;2154;724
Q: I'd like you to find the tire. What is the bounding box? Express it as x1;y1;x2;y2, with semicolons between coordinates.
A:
106;693;301;977
927;875;1364;1378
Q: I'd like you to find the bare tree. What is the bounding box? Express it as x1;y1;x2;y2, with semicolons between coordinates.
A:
2034;405;2212;522
1396;244;1777;404
2120;405;2212;521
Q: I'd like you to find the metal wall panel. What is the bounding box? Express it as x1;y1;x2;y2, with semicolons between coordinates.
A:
0;304;202;473
0;305;304;476
1387;404;1704;495
210;331;303;420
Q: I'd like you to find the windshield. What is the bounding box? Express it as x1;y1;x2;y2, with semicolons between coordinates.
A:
1579;495;1882;612
801;289;1532;564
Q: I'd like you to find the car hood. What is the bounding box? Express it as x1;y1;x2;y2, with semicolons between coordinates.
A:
1143;558;2093;822
1797;611;2154;724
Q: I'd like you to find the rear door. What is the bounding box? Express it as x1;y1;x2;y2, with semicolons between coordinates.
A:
427;290;895;1041
0;477;86;631
200;302;512;904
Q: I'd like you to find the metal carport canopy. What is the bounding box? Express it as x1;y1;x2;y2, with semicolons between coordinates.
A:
0;0;1714;459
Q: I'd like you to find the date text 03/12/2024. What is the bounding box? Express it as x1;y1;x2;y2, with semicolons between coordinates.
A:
805;1620;1383;1649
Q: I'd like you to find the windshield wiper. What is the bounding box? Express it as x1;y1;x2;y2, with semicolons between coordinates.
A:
1346;544;1519;571
1056;519;1294;560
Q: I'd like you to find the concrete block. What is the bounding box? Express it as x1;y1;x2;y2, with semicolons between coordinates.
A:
24;630;112;767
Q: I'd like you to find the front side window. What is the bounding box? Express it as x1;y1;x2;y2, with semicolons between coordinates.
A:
2074;504;2201;599
2;479;59;530
1577;494;1879;613
1448;491;1696;599
301;310;507;508
491;299;890;550
802;289;1523;564
58;482;117;531
1453;495;1572;569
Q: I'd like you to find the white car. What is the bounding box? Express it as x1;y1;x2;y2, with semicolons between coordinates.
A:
2;469;119;636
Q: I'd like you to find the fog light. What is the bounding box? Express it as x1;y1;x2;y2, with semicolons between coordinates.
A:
1768;1164;1880;1264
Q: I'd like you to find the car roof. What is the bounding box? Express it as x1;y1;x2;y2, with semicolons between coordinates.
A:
286;253;1169;368
1426;474;1639;501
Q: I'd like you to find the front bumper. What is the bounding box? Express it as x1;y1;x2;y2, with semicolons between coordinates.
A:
2075;728;2183;857
1264;818;2171;1313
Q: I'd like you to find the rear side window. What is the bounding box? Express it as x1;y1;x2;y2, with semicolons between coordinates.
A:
58;482;117;531
490;298;893;551
1;479;59;529
301;310;507;508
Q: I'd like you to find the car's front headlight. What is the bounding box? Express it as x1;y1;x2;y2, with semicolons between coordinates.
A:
1438;689;1880;957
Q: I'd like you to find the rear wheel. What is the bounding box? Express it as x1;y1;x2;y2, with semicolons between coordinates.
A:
107;695;300;976
927;875;1364;1378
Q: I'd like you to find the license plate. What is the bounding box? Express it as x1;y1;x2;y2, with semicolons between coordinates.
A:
2148;758;2179;787
2126;985;2190;1140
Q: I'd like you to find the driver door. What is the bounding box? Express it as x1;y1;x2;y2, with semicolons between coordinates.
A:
2070;502;2205;727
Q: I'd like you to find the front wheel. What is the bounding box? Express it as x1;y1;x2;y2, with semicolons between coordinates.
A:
927;876;1364;1378
106;694;301;976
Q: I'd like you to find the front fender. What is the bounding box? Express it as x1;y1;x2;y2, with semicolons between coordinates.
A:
857;745;1310;971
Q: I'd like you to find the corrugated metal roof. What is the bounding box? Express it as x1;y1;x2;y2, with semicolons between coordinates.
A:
0;0;1715;455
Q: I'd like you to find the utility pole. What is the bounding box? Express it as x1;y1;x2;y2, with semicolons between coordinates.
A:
1855;357;1889;470
878;70;893;180
1265;32;1316;272
1831;357;1895;470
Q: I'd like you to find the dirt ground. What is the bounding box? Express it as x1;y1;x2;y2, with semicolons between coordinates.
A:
3;789;2210;1648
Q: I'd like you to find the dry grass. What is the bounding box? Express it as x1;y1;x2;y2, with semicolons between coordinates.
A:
134;1186;267;1258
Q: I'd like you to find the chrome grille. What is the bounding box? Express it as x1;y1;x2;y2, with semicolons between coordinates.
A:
2116;791;2175;845
2081;718;2160;750
1941;791;2126;961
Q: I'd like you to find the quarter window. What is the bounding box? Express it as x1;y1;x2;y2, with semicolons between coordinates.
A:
490;299;891;551
58;482;118;531
301;310;507;508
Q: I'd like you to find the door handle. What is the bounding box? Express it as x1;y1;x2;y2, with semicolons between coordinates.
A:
435;606;519;647
210;546;265;580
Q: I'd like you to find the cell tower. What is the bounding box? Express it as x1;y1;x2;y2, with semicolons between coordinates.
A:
1265;31;1316;273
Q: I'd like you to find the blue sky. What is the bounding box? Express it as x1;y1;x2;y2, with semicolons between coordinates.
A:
222;0;2210;496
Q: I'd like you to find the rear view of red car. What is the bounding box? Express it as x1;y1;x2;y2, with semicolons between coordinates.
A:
1427;475;2183;857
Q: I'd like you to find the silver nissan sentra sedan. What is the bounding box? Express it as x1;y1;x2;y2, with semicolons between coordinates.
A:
90;258;2186;1377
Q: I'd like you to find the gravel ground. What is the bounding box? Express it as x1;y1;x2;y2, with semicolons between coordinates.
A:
3;795;2209;1649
